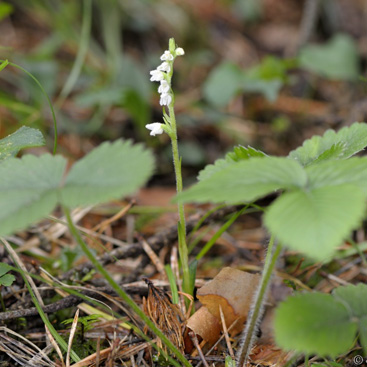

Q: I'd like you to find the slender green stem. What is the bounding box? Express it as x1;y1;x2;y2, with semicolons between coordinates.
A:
236;237;282;367
168;103;191;297
168;104;185;221
63;206;191;367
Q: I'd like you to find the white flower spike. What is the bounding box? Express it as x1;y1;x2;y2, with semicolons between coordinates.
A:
160;50;174;61
158;80;170;94
149;70;164;82
160;92;172;106
146;122;164;136
175;47;185;56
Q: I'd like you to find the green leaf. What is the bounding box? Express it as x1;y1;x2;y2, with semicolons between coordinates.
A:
203;62;243;107
265;185;366;260
0;154;66;236
246;56;296;82
61;140;154;207
274;293;357;356
299;33;359;80
0;126;45;162
198;145;267;181
0;263;11;278
288;122;367;166
203;57;293;107
177;157;307;204
242;77;283;102
0;273;16;286
241;56;294;101
306;157;367;193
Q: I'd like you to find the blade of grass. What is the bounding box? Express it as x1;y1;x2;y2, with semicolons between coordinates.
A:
346;237;367;267
188;226;212;254
187;204;227;241
0;59;9;71
196;205;249;261
165;265;179;305
57;0;92;105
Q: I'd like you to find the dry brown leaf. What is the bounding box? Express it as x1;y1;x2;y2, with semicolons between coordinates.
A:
186;306;221;346
197;267;260;335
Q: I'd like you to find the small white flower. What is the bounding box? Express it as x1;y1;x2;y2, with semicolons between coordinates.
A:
157;62;171;73
175;47;185;56
158;80;170;94
160;92;172;106
146;122;164;136
149;69;164;82
160;50;174;61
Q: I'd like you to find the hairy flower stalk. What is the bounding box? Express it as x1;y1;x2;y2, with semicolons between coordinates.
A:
236;237;282;366
146;39;191;300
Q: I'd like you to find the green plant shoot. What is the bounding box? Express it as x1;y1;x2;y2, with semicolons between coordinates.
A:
145;39;192;300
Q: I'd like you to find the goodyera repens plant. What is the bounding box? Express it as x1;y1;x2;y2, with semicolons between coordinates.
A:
145;39;192;299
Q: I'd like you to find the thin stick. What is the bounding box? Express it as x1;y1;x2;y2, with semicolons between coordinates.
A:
189;331;210;367
66;309;80;367
137;234;166;277
93;200;135;233
219;305;235;359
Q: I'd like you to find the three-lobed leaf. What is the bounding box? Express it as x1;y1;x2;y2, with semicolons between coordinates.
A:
0;126;45;162
288;122;367;166
178;157;307;204
0;140;154;236
275;284;367;357
274;292;357;357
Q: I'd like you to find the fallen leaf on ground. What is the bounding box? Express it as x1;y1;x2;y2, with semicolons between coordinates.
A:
197;267;260;335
